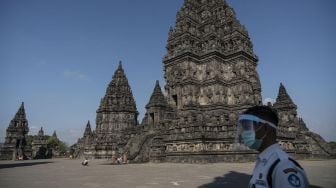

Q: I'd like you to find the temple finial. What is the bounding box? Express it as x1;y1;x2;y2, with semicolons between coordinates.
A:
273;83;297;110
146;80;167;109
52;130;57;138
86;120;91;128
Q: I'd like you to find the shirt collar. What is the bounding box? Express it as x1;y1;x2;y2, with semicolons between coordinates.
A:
258;143;280;160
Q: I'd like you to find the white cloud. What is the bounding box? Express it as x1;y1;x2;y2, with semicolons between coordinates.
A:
62;69;89;81
263;97;276;105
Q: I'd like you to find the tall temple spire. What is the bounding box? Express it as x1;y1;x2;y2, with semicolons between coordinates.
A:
2;102;29;160
94;61;139;158
86;120;91;129
38;127;44;137
165;0;255;61
12;102;27;126
83;120;92;137
273;83;297;110
52;130;57;138
9;102;29;131
97;61;138;113
118;60;122;70
146;80;168;108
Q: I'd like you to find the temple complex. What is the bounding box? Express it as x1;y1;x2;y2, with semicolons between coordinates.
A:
74;0;334;162
0;103;68;160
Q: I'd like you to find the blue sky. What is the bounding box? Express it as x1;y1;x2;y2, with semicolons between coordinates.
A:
0;0;335;145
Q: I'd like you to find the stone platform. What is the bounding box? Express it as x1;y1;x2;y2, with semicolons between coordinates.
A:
0;159;335;188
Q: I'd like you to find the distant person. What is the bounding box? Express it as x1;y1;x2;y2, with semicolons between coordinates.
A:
81;158;89;166
123;153;128;164
236;105;309;188
117;157;122;165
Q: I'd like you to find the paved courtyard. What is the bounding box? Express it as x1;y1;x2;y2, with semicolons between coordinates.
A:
0;159;335;188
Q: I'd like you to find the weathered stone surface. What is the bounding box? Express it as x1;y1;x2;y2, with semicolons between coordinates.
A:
75;61;138;159
0;103;68;160
0;102;29;160
75;0;334;162
271;83;333;157
76;121;95;158
31;127;48;159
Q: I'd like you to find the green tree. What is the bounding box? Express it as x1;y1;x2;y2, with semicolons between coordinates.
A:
26;135;35;147
46;136;69;156
329;141;336;150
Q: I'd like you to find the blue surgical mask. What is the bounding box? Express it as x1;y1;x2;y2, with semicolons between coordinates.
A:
241;130;263;150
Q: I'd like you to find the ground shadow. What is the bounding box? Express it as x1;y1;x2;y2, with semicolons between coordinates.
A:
100;162;115;165
309;185;323;188
100;162;128;166
197;171;323;188
0;161;53;169
198;171;251;188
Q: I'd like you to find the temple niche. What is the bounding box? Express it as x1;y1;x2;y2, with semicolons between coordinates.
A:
74;0;334;162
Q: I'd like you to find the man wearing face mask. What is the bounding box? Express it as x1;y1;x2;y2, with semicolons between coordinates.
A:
236;106;309;188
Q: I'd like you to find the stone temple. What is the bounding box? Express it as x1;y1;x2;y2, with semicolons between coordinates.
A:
0;102;29;160
74;0;334;162
0;103;66;160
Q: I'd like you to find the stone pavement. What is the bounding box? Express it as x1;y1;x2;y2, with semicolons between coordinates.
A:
0;159;335;188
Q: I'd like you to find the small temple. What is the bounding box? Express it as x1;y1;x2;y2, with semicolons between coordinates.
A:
0;102;29;160
0;103;67;160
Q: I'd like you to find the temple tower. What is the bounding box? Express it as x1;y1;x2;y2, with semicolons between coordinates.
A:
52;130;58;139
95;61;138;158
144;80;170;128
83;121;93;139
1;102;29;160
162;0;262;162
164;0;261;109
270;83;334;157
271;83;311;155
273;83;299;140
32;127;48;159
83;121;95;158
273;83;302;153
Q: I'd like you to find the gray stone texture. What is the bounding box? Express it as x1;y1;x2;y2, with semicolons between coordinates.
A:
0;102;29;160
75;0;335;162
